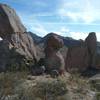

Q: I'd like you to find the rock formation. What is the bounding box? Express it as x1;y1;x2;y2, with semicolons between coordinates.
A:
85;32;97;67
94;42;100;69
8;32;37;59
0;4;37;71
0;3;99;74
0;4;26;37
65;32;97;72
44;34;65;75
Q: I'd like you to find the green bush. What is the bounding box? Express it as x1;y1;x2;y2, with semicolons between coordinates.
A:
96;92;100;100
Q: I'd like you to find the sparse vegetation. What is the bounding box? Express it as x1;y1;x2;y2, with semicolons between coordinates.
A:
0;71;98;100
0;72;28;99
33;79;68;100
96;92;100;100
89;78;100;100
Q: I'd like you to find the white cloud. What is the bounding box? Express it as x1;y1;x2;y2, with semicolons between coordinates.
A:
65;11;96;24
58;0;100;24
60;27;70;33
70;32;88;40
96;33;100;41
54;26;88;40
16;4;100;41
69;32;100;41
30;23;47;36
51;27;88;40
0;37;3;41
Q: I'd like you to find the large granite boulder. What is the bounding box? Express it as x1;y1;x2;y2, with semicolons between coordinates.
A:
0;4;26;38
8;32;37;59
44;34;65;74
65;32;97;72
0;4;37;71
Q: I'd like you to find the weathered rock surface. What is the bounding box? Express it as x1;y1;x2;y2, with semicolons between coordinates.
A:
8;32;37;59
65;32;97;72
95;42;100;69
65;45;89;72
85;32;97;67
44;34;65;74
0;4;26;38
0;3;99;74
0;40;10;71
0;4;37;71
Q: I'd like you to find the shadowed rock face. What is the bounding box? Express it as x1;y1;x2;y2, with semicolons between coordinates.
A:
0;4;26;38
65;32;97;72
85;32;97;67
0;4;37;71
94;42;100;69
44;34;65;74
65;45;90;72
45;35;63;57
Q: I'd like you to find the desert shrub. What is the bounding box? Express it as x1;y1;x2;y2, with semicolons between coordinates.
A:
15;87;41;100
67;73;90;96
33;79;68;100
0;72;28;99
56;94;71;100
96;92;100;100
90;80;100;92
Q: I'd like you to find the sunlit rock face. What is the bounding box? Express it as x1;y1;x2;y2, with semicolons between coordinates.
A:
0;4;37;71
7;32;37;59
0;4;26;38
65;32;97;72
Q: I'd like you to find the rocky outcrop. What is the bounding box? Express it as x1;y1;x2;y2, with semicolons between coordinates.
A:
94;42;100;69
65;32;97;72
0;3;99;74
0;4;37;71
8;32;37;59
44;34;65;75
85;32;97;67
65;45;89;72
0;4;26;38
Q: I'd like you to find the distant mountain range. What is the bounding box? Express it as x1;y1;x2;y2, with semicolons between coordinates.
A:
29;32;82;47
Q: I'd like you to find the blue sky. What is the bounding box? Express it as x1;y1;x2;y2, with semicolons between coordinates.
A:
0;0;100;40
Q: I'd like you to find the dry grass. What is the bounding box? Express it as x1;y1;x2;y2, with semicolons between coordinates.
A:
0;72;98;100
